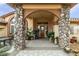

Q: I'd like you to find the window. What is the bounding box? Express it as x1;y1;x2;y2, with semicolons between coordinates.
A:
10;18;15;34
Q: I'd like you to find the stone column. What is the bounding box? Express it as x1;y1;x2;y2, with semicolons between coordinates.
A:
14;4;26;50
58;4;70;48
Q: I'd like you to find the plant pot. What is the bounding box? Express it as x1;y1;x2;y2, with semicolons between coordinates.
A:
64;47;71;53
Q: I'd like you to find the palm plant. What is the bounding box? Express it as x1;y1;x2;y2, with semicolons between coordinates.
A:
26;28;34;40
47;31;55;43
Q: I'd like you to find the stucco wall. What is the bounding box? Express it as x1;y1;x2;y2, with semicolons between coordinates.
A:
0;14;14;37
53;25;59;38
50;24;79;39
6;14;14;35
0;25;7;37
26;18;33;30
22;4;62;9
70;24;79;43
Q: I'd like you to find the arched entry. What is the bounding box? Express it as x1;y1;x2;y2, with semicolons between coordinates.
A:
12;4;70;50
24;10;59;39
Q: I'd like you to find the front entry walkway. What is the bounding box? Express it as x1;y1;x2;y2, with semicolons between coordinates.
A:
27;39;59;48
15;39;74;56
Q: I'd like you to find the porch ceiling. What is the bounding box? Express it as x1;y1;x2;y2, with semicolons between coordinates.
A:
27;10;54;20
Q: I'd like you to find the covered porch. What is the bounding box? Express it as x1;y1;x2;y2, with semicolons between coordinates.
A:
0;3;78;56
11;3;71;50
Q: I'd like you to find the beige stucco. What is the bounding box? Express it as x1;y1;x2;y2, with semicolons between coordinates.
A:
27;18;33;30
4;14;14;22
0;25;7;37
69;24;79;43
53;25;59;37
0;14;15;37
22;4;62;9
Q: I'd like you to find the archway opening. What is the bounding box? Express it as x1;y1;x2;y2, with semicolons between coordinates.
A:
25;10;59;40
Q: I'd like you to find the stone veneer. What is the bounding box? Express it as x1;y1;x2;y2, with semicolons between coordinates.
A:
14;4;26;50
58;4;70;48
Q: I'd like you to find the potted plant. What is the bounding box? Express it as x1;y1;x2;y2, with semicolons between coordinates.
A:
47;31;54;43
64;46;71;53
26;28;34;40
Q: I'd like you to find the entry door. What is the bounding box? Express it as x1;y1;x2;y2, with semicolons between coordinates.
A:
37;22;48;38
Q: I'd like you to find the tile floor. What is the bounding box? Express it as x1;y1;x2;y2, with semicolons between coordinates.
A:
16;39;74;56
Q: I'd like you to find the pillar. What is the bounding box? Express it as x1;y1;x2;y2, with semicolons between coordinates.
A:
14;4;26;50
58;4;70;48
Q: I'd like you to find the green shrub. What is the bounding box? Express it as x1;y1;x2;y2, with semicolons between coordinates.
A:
26;28;34;40
0;46;10;53
47;31;54;38
0;52;9;56
47;31;55;42
0;46;10;56
0;45;4;48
